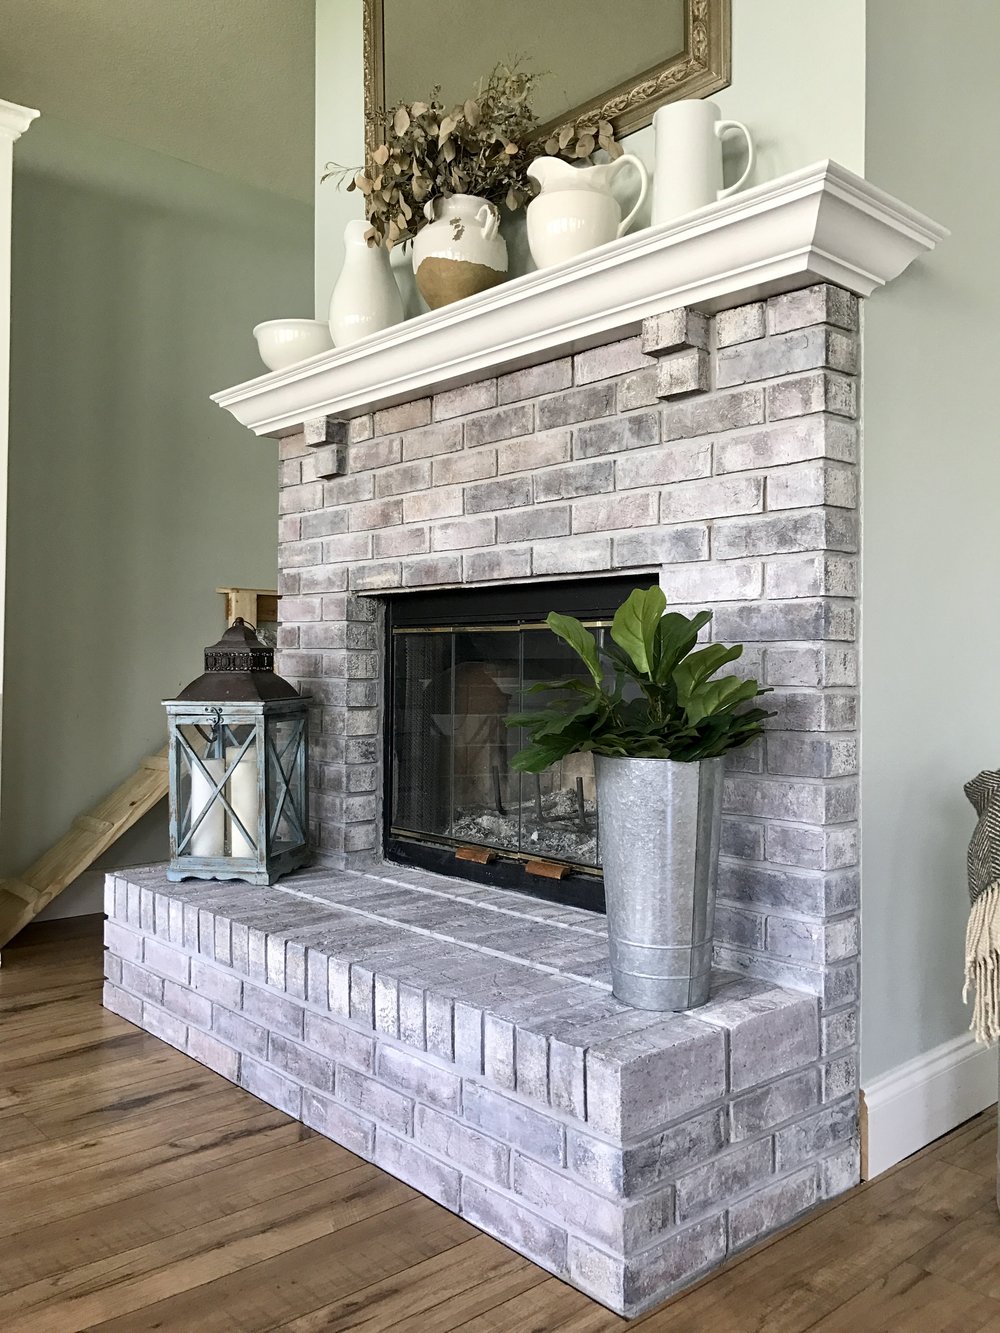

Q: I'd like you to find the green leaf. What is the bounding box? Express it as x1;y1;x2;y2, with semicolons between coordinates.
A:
673;644;743;704
651;610;711;682
610;586;665;676
546;612;603;686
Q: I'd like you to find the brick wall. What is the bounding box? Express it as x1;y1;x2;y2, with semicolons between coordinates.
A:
276;285;859;1041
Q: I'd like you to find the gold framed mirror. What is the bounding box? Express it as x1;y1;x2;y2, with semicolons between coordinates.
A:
363;0;731;161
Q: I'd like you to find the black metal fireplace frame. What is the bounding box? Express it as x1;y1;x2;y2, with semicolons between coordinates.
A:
381;575;647;913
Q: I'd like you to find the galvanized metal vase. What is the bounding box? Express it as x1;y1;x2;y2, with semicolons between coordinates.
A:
594;755;723;1012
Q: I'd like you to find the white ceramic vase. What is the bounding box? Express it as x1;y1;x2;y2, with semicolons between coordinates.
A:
651;99;754;225
411;195;507;309
525;155;649;269
328;218;404;346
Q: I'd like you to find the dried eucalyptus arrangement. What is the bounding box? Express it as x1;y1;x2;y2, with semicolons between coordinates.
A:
323;62;622;249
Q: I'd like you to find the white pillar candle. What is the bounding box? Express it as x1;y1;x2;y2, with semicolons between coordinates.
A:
227;743;259;857
189;757;225;857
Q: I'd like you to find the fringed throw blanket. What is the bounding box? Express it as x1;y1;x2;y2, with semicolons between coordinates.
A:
964;769;1000;1043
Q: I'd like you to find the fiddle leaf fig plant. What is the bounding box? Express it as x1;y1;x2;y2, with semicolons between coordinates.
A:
506;586;773;771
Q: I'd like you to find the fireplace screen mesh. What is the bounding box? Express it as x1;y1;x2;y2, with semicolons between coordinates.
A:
390;623;607;871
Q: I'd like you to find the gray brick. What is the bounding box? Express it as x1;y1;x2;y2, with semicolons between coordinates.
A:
574;413;659;459
398;982;426;1048
433;447;497;485
336;1066;413;1133
350;560;402;590
675;1137;773;1222
402;486;463;522
239;1056;302;1117
416;1104;509;1185
401;420;464;461
663;387;763;440
533;536;611;576
711;508;857;559
575;337;654;384
613;524;709;567
434;379;497;420
105;919;142;962
268;1032;334;1093
374;399;431;435
497;428;570;474
351;436;402;471
823;1052;858;1101
162;980;212;1028
819;1140;860;1199
716;302;766;347
730;1067;820;1140
304;417;347;448
568;1215;724;1315
242;983;303;1038
767;462;857;512
766;370;857;421
324;473;376;505
714;904;765;952
717;327;856;388
766;823;858;871
373;525;429;558
821;1008;858;1056
105;952;123;984
120;960;164;1005
534;459;613;502
729;1166;817;1250
349;497;402;531
698;989;818;1092
465;547;533;582
465;402;534;447
585;1017;726;1139
321;533;373;566
572;493;657;534
641;309;710;354
662;475;763;524
537;383;615;431
498;359;571;403
104;981;143;1025
187;1027;240;1082
306;443;347;480
768;283;858;334
402;554;462;586
615;440;711;489
465;476;533;513
378;1044;461;1111
717;415;857;474
350;415;373;442
657;348;710;399
512;1155;671;1253
462;1179;567;1275
568;1108;725;1197
374;459;432;497
432;515;496;550
497;505;570;544
619;368;660;410
710;599;854;643
213;1006;269;1059
775;1096;856;1168
425;992;455;1061
765;554;857;599
661;559;762;603
463;1081;564;1165
766;733;857;779
764;646;858;688
720;817;765;860
302;1088;375;1157
376;1129;461;1208
143;1002;187;1051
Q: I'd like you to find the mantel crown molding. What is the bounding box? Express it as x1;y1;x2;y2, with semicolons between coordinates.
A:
213;159;948;439
0;99;40;142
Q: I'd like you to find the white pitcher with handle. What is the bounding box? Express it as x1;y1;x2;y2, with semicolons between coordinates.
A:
651;99;754;224
526;154;649;269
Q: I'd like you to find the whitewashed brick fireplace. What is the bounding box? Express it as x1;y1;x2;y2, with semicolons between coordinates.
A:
104;163;945;1315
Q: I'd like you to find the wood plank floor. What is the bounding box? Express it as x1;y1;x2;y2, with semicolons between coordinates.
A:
2;915;998;1332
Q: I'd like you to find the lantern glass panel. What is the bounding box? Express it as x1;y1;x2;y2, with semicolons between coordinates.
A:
265;713;307;853
174;717;262;862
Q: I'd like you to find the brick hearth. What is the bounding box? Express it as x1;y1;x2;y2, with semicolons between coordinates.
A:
104;862;854;1316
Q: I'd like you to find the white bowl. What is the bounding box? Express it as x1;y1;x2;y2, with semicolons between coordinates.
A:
253;318;334;371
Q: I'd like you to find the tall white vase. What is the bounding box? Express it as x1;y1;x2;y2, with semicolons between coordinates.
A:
651;99;754;225
329;218;404;346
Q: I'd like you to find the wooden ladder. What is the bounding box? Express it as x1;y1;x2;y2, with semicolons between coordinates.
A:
0;749;169;950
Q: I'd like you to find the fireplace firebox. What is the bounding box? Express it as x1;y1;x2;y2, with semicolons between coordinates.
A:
384;577;645;910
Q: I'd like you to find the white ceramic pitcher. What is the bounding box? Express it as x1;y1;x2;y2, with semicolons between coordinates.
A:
651;99;754;224
526;155;649;269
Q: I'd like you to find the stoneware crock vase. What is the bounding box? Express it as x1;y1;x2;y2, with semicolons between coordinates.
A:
525;154;649;268
329;218;404;346
651;98;754;224
411;194;507;309
594;754;723;1011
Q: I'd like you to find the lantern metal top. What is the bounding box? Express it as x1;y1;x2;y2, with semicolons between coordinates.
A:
171;618;300;704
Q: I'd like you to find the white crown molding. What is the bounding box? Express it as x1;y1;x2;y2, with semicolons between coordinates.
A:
212;159;948;439
0;99;40;141
862;1031;997;1179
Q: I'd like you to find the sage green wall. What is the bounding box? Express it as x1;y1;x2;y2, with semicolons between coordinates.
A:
313;0;867;311
860;0;1000;1080
5;117;312;913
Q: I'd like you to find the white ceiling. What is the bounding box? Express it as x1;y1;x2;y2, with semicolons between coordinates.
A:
0;0;316;201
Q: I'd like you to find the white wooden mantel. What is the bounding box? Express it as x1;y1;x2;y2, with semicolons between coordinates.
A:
213;160;947;439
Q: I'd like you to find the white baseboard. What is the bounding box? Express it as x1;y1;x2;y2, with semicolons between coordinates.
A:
862;1031;998;1179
